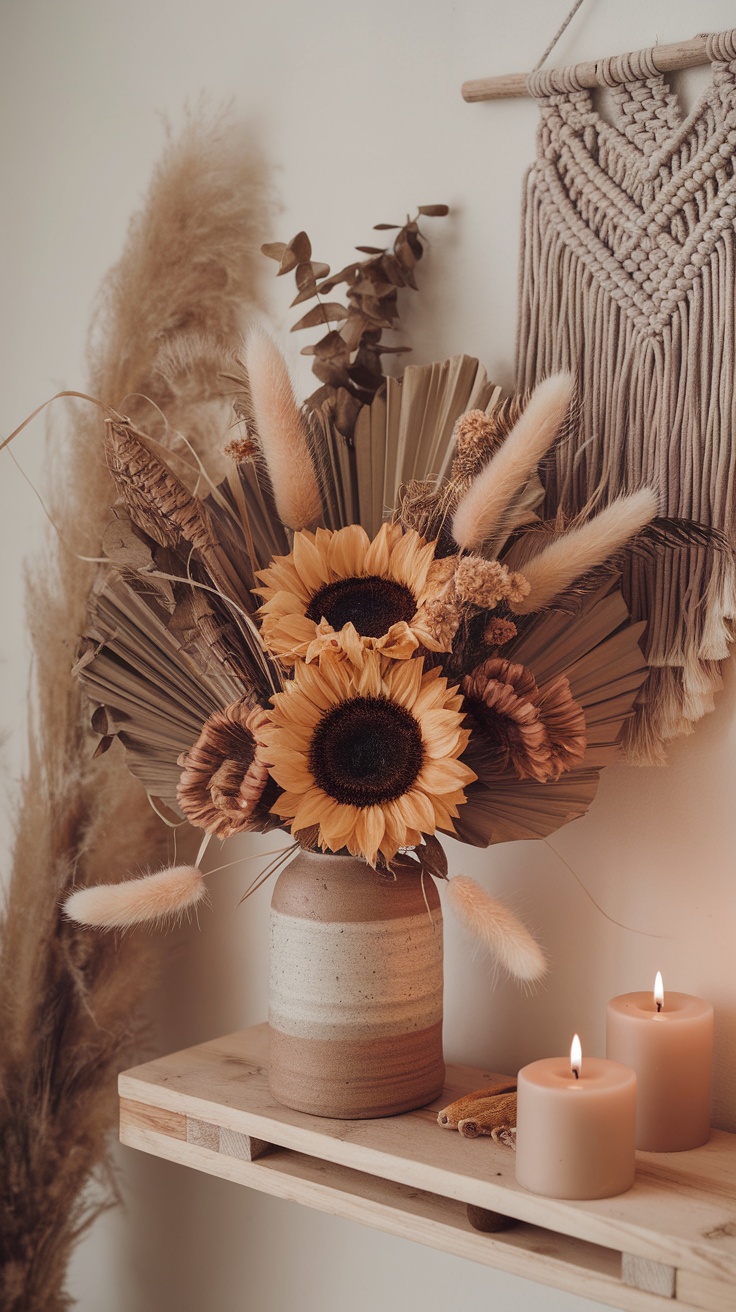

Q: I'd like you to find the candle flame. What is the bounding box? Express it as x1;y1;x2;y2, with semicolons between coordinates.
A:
570;1033;582;1078
654;971;664;1011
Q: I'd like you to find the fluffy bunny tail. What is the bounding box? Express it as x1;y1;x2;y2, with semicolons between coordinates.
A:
445;875;547;982
63;865;206;929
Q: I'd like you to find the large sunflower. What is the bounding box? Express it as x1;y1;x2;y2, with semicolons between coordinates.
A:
258;652;476;865
254;522;452;665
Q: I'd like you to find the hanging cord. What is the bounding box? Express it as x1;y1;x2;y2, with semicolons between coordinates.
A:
533;0;589;72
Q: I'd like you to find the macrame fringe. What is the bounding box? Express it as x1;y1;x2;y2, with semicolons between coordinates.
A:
517;69;736;761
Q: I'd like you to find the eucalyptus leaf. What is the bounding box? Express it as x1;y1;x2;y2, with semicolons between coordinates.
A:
291;303;349;332
287;231;312;263
300;330;350;361
261;241;287;261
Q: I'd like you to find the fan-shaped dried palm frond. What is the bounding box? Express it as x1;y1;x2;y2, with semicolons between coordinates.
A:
340;354;502;540
452;585;647;847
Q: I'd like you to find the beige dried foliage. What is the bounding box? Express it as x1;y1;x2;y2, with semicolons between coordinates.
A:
0;434;173;1311
89;107;271;481
511;488;658;615
0;107;270;1309
444;875;547;982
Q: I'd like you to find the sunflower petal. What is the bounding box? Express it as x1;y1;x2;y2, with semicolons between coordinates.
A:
364;521;392;574
355;805;385;866
328;524;371;578
421;708;467;758
292;531;328;595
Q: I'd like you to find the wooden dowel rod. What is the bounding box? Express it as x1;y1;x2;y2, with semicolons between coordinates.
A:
462;31;727;102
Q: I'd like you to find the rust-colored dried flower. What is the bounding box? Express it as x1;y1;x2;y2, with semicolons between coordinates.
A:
461;658;586;784
177;701;270;837
483;617;518;646
224;434;259;463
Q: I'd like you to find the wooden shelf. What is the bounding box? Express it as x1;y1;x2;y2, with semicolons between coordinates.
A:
119;1024;736;1312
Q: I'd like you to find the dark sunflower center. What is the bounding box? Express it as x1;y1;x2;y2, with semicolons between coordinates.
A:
306;576;416;638
310;695;424;806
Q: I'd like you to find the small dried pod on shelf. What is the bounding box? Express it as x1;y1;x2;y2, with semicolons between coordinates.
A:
458;1090;518;1140
437;1079;517;1129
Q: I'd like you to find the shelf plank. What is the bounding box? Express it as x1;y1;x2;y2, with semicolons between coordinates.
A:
119;1024;736;1311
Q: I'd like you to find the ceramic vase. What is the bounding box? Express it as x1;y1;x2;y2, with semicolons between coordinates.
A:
268;847;445;1118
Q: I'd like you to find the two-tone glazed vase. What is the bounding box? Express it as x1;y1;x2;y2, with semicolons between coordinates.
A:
268;848;445;1118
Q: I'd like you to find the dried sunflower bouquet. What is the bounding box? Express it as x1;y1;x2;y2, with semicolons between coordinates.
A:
63;219;664;983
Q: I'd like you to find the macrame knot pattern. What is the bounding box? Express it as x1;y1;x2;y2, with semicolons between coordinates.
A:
517;38;736;761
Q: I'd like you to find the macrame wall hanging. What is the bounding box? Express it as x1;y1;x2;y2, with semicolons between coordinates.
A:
465;22;736;764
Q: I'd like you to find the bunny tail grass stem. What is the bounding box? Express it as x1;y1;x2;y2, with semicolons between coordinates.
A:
444;875;547;983
511;488;659;615
243;326;323;530
452;374;574;552
63;866;206;930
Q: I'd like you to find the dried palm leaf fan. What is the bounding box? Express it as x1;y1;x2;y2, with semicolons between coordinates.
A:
464;18;736;761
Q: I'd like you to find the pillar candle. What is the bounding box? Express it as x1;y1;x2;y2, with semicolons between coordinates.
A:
606;974;713;1152
515;1036;637;1199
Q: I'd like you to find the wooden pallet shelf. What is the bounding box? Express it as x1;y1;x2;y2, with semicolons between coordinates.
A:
119;1024;736;1312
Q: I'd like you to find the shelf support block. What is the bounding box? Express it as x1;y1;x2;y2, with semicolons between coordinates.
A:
621;1253;676;1298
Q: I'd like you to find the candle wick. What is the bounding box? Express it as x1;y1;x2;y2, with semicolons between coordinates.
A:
573;1069;579;1080
656;1000;662;1013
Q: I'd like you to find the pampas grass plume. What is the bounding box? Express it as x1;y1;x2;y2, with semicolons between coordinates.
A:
452;373;574;551
445;875;547;982
511;487;658;615
64;866;206;929
243;326;322;529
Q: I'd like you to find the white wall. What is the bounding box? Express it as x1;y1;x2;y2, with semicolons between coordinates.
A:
2;3;735;1310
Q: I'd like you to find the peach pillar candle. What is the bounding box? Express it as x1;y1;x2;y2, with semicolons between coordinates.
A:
516;1036;637;1200
606;974;713;1152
